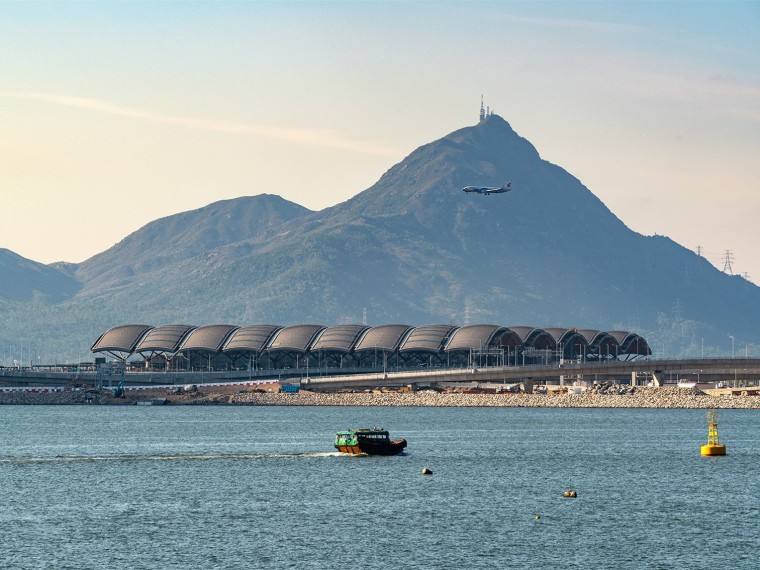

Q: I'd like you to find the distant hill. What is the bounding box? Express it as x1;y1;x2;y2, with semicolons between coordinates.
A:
75;194;313;290
0;115;758;362
0;248;80;303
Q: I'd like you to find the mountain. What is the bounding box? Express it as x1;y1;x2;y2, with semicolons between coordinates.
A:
1;115;758;362
75;194;313;291
0;248;80;303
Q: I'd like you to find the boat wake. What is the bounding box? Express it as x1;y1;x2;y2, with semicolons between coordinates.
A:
2;451;345;464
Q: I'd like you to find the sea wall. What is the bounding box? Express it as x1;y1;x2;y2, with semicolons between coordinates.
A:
2;385;760;408
231;387;760;409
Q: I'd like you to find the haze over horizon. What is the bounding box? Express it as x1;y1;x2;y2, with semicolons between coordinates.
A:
2;2;759;280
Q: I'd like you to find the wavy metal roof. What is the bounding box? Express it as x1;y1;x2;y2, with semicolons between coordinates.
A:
92;323;650;358
445;325;506;351
400;324;458;353
542;328;588;349
310;325;370;353
508;326;556;349
134;324;197;355
268;325;326;353
354;324;414;352
608;331;651;355
577;329;619;354
223;325;283;354
90;324;153;356
179;325;239;353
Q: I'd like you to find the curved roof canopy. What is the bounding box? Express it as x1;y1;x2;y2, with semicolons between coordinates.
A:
91;324;153;359
268;325;326;353
577;330;620;355
446;325;507;351
223;325;283;354
608;331;651;356
400;324;457;353
134;324;196;357
92;323;651;360
179;325;239;353
543;328;588;351
354;324;414;353
310;324;369;353
508;326;556;350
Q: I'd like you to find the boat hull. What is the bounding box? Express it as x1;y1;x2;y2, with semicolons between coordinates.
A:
336;439;406;456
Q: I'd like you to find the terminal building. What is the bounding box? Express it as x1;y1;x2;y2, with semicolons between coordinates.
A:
91;323;651;374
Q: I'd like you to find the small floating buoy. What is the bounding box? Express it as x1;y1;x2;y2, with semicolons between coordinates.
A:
535;514;540;520
421;467;433;475
563;490;577;498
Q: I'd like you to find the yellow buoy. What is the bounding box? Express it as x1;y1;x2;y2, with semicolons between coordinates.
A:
700;408;726;456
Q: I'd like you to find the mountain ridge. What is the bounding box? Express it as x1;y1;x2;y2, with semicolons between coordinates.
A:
0;115;757;361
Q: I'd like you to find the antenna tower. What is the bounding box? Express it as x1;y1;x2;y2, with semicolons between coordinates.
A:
721;250;734;274
479;95;485;122
696;245;703;257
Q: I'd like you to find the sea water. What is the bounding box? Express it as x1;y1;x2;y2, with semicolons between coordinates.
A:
1;405;758;569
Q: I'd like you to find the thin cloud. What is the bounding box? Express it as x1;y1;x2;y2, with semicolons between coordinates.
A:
1;91;401;157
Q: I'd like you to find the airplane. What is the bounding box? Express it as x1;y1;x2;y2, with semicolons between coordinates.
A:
462;181;512;195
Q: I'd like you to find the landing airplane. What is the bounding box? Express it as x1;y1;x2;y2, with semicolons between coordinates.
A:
462;181;512;195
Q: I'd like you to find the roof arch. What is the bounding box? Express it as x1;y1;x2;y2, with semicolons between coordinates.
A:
223;324;283;355
134;324;197;358
509;326;556;350
267;324;326;354
400;324;458;353
577;329;620;357
354;324;414;353
542;328;588;358
179;325;239;354
608;331;652;357
445;325;512;351
91;324;153;360
310;324;370;353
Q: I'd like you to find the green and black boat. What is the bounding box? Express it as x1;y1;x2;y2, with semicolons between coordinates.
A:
334;428;407;456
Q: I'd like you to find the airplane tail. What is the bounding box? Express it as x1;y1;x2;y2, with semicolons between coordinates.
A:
503;181;512;191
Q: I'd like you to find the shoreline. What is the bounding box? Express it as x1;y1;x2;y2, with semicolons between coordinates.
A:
2;386;760;408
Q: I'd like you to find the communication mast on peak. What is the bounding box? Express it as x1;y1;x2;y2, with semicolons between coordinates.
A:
479;95;495;122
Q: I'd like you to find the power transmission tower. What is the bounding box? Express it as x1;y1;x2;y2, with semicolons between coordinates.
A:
721;250;734;274
695;245;703;256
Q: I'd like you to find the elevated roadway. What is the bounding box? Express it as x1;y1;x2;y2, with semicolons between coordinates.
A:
3;358;760;391
301;357;760;391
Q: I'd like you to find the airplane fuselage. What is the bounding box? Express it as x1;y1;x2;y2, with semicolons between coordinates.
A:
462;182;512;195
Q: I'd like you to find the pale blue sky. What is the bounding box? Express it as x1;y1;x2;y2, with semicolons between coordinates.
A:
1;1;759;280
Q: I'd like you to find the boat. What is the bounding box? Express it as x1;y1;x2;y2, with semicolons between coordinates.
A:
334;428;407;456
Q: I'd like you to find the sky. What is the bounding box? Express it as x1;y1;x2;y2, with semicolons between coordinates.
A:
2;1;759;281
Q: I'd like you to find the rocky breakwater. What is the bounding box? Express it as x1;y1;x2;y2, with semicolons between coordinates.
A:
231;385;760;409
0;389;113;405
